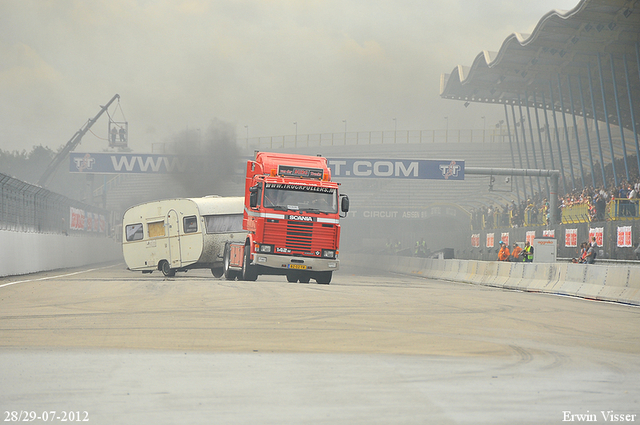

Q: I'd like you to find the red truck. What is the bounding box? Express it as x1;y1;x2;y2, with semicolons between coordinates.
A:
222;151;349;284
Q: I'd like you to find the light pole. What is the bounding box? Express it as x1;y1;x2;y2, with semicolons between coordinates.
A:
444;116;449;142
293;122;297;144
343;119;347;144
481;116;486;142
393;117;397;143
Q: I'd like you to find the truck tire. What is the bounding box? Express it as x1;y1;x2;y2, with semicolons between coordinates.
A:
160;260;176;277
315;271;332;284
223;244;235;280
299;274;311;284
242;244;258;281
286;273;298;283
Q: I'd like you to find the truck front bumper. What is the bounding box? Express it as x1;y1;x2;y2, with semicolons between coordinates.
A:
251;253;339;273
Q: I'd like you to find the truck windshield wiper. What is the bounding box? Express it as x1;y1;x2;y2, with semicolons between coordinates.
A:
301;208;329;214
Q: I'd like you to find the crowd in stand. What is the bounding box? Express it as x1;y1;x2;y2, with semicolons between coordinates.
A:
471;172;640;231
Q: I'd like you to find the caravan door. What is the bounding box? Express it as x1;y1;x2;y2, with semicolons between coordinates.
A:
166;209;182;268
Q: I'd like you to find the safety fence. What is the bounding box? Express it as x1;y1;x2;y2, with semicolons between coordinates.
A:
0;172;110;235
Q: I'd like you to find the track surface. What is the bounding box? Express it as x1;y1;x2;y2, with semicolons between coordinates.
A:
1;262;639;424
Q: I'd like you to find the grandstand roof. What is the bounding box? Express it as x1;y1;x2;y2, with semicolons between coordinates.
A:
440;0;640;132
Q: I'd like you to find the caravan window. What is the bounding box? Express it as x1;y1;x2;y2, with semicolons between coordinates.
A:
183;216;198;233
204;214;243;234
125;223;144;241
148;221;165;238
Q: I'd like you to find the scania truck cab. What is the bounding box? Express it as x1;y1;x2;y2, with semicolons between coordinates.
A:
223;151;349;284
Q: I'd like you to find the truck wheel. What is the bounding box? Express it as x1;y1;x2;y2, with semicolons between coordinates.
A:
299;275;311;283
315;271;332;284
223;244;234;280
286;273;298;283
242;245;258;281
211;267;223;278
160;261;176;277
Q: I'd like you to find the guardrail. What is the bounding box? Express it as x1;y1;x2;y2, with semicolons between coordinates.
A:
345;253;640;306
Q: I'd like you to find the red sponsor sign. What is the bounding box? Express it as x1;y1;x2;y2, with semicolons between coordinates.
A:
70;207;85;230
526;231;536;246
617;226;632;248
565;229;577;247
589;227;604;246
486;233;494;248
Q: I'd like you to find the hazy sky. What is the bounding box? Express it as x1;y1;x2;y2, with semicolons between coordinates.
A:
1;0;580;153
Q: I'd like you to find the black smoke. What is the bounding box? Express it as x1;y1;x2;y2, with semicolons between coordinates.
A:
170;118;243;197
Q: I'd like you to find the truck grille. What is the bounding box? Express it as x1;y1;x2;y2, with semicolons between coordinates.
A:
263;220;337;255
286;221;313;250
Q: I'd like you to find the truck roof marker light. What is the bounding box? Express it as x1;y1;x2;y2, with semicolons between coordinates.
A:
270;169;277;176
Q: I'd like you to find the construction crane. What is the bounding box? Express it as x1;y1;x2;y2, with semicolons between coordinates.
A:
37;94;120;187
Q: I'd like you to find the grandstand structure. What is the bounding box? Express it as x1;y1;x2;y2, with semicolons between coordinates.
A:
440;0;639;196
437;0;640;260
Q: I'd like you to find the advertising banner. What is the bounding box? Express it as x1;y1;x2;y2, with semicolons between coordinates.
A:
71;153;465;180
565;229;578;247
70;207;106;233
589;227;604;246
70;152;192;174
486;233;494;248
617;226;632;248
328;158;464;180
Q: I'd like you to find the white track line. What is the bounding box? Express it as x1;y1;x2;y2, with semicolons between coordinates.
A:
0;264;120;289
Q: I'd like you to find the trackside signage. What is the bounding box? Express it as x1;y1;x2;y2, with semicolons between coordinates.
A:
327;158;464;180
70;153;465;180
70;153;193;174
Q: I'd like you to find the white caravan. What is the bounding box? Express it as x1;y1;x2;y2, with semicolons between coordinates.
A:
122;196;245;277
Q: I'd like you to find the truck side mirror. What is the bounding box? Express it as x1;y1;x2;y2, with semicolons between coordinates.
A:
340;194;349;215
249;185;259;208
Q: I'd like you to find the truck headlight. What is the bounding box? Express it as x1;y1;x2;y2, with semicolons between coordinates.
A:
258;244;273;253
322;249;336;258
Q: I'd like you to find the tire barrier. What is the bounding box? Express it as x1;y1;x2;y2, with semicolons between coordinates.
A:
346;254;640;306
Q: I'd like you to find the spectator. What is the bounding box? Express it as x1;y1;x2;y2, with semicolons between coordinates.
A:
585;243;597;264
511;243;522;262
523;241;534;262
498;241;510;261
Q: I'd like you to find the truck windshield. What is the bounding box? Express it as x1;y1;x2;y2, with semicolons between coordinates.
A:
263;183;337;214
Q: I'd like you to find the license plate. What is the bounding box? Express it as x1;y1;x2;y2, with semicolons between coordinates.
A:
288;264;307;270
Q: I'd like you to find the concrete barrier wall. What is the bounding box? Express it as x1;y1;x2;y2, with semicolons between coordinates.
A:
0;230;123;277
345;254;640;306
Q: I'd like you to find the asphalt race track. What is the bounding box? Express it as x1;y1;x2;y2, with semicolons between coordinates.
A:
1;262;639;424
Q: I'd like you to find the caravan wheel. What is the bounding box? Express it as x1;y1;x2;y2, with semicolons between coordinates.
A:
160;261;176;277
